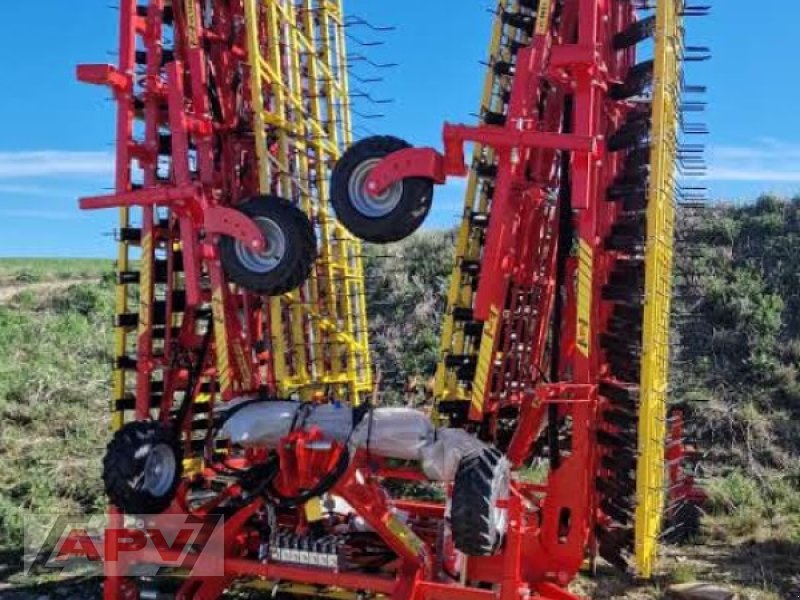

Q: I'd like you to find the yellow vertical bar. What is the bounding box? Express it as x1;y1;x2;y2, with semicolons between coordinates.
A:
112;207;130;432
330;4;361;398
264;0;292;196
634;0;681;577
303;0;340;384
283;0;312;388
433;1;510;406
264;0;293;389
244;0;372;401
244;0;270;193
321;3;350;394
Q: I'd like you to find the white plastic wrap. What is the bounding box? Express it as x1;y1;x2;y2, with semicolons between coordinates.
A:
303;404;354;443
221;401;355;447
221;402;471;474
220;400;299;447
349;407;434;461
420;428;489;482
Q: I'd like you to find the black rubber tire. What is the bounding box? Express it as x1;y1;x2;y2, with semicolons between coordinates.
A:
451;447;511;556
219;196;317;295
330;136;434;244
103;421;183;515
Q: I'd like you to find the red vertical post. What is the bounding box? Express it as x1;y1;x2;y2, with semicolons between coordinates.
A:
108;0;136;590
135;0;165;421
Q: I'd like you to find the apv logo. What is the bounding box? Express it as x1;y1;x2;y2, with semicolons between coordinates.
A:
24;514;226;577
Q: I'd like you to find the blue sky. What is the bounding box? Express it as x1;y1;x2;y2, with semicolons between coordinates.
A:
0;1;797;257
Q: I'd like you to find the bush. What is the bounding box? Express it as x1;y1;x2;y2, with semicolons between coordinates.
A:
707;471;765;516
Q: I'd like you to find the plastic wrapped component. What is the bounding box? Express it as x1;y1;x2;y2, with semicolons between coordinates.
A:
304;403;354;443
220;400;355;448
349;408;435;461
220;400;299;447
420;428;490;482
222;402;453;468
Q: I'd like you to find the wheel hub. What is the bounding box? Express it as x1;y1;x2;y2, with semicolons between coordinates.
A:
234;216;287;273
142;443;177;497
347;158;404;218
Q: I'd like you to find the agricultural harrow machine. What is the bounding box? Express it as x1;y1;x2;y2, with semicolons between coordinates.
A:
75;0;707;598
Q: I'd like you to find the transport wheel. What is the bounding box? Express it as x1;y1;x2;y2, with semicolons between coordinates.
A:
451;447;511;556
330;136;434;243
219;196;317;295
103;421;183;515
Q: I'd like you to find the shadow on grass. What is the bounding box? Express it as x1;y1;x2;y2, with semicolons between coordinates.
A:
0;549;100;600
713;538;800;597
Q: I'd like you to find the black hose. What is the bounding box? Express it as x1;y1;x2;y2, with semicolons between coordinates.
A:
174;313;214;435
548;94;575;470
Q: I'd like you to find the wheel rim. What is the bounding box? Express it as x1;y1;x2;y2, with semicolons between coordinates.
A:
142;443;177;498
234;216;287;274
347;158;404;218
491;461;510;540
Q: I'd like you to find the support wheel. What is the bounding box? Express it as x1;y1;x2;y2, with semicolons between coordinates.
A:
330;136;434;243
219;196;317;295
103;421;182;515
451;447;510;556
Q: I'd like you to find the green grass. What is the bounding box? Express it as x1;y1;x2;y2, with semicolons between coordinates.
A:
0;258;112;284
0;282;113;550
705;469;800;543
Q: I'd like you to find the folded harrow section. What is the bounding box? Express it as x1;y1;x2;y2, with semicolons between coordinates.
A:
80;0;371;440
245;0;371;400
71;1;707;599
330;0;706;587
433;0;536;424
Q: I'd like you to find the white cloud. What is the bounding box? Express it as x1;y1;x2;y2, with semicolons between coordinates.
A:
709;140;800;183
0;151;114;179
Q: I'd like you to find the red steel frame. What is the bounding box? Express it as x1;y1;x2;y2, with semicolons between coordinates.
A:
71;1;692;599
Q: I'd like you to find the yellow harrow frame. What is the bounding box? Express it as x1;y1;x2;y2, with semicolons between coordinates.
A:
244;0;372;402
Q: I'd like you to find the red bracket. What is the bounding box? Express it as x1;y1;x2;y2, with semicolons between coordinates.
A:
365;126;596;196
365;147;448;196
79;185;200;211
205;206;265;252
444;123;597;155
76;64;131;93
79;187;265;251
535;383;595;404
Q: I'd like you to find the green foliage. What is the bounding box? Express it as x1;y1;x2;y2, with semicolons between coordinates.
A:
364;231;455;399
674;199;800;465
0;258;112;283
668;562;699;585
707;471;765;515
0;282;111;550
672;198;800;550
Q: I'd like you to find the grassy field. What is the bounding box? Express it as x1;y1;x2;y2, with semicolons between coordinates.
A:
0;235;798;598
0;258;112;284
0;266;111;552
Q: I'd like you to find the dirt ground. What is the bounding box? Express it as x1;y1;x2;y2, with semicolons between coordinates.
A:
2;541;798;600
